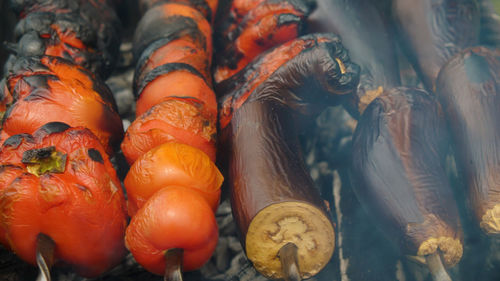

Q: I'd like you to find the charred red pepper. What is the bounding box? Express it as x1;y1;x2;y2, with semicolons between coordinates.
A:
0;123;127;277
214;0;314;82
0;0;127;277
1;56;123;155
6;0;120;78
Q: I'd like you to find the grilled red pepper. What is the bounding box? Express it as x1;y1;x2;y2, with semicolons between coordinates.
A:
0;122;127;277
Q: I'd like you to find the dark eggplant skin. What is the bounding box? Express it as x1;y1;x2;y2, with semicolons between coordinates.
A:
224;100;335;280
350;88;463;266
479;0;500;47
218;33;359;279
393;0;480;91
436;47;500;235
308;0;401;118
217;33;359;129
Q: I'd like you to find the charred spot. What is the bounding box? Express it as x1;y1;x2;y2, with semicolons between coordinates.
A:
37;122;71;135
22;146;56;163
133;13;207;59
87;148;104;164
136;63;208;97
3;133;33;149
22;75;51;90
276;14;301;28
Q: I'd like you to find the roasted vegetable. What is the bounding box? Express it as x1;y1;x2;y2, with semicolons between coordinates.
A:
214;0;314;83
436;47;500;235
308;0;401;117
0;0;126;277
351;88;463;267
392;0;480;91
123;0;222;276
0;56;123;155
217;33;358;280
6;0;120;78
0;122;127;277
125;143;222;274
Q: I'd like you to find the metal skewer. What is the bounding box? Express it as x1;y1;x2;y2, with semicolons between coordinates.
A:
36;233;55;281
279;242;301;281
164;248;184;281
425;251;453;281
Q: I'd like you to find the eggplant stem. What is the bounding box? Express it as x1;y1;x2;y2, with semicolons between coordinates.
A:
425;251;453;281
279;242;301;281
164;248;184;281
36;233;55;281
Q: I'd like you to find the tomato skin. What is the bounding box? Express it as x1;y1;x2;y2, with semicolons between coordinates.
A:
122;98;216;165
125;186;218;274
124;142;222;216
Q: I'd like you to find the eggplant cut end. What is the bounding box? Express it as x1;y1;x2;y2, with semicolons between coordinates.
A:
245;201;335;280
417;237;463;267
480;204;500;235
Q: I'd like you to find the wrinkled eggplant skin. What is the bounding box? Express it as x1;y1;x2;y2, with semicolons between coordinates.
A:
308;0;400;118
223;100;328;240
393;0;480;91
478;0;500;47
217;33;359;123
218;33;360;241
436;47;500;230
351;88;462;254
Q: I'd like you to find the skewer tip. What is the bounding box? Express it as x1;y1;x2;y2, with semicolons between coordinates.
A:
279;242;302;281
164;248;184;281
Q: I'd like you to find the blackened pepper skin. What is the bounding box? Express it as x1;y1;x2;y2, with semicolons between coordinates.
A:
219;33;359;280
351;88;463;266
6;0;121;79
436;47;500;235
393;0;480;91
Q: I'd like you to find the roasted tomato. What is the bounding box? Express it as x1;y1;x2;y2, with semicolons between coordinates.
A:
122;97;216;165
124;142;222;216
125;186;218;275
0;122;127;277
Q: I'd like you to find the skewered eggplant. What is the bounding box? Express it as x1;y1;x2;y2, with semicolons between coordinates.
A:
392;0;480;91
436;46;500;235
217;33;358;280
351;88;463;267
310;2;464;280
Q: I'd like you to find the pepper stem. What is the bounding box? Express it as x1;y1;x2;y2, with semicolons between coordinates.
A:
425;251;453;281
36;233;55;281
279;242;301;281
164;248;184;281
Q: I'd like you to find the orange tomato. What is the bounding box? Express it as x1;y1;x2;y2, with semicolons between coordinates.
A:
125;186;218;274
122;98;216;164
124;142;222;216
